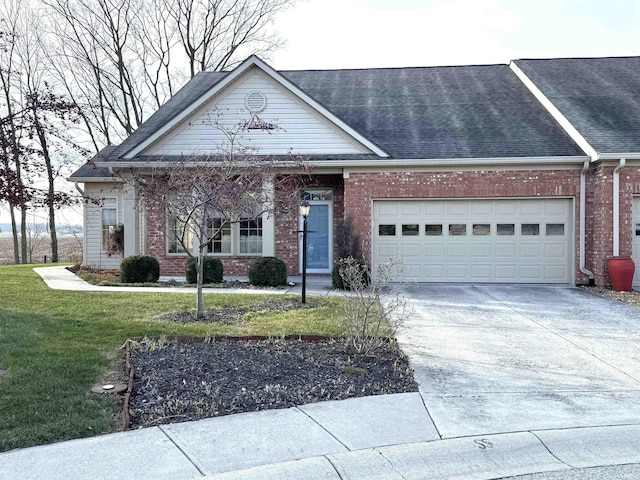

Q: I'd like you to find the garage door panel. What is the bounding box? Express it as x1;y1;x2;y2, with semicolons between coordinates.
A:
425;244;445;257
496;244;517;258
447;264;470;280
471;264;493;280
471;244;493;257
520;244;542;258
545;244;566;257
520;265;542;280
373;199;572;284
447;244;469;257
545;265;567;280
400;244;421;257
447;202;469;216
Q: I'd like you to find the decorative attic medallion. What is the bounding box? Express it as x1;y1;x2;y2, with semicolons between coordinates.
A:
245;91;267;113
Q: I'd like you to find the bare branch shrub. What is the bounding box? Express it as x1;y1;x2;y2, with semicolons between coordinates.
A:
338;256;411;355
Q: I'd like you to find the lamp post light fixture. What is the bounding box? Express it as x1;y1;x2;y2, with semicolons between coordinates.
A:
300;201;311;304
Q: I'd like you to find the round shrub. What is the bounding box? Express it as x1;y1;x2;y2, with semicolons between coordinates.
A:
120;255;160;283
248;256;287;287
185;257;224;284
332;257;370;290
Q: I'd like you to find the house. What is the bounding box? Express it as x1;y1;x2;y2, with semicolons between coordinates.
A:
69;55;640;287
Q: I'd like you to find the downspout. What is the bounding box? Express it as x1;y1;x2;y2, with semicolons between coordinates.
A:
579;160;595;282
613;158;626;257
74;181;85;196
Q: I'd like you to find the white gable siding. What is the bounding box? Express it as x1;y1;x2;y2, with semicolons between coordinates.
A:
83;183;123;270
144;69;371;156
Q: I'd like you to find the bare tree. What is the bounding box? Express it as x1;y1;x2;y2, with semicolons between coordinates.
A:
170;0;292;78
44;0;293;149
133;118;307;318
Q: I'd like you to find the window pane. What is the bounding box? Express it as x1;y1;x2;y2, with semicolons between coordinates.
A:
497;224;515;236
379;224;396;236
402;224;419;236
521;223;540;236
425;224;443;236
635;224;640;236
101;208;116;226
473;224;490;236
449;224;466;236
101;208;117;251
167;216;191;254
240;217;263;254
546;224;565;236
207;218;231;254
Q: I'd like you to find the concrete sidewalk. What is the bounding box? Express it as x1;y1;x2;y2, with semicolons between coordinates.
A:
8;268;640;479
33;265;335;296
2;392;640;480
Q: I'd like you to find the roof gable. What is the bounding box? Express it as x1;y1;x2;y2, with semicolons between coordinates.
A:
126;56;387;159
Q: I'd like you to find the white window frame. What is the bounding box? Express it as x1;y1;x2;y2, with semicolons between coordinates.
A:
101;197;118;253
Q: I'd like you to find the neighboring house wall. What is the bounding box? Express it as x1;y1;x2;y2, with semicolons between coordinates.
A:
83;182;124;270
344;168;584;283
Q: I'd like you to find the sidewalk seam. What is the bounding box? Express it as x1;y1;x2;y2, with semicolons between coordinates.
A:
529;431;576;469
294;406;351;451
158;426;208;477
375;448;408;479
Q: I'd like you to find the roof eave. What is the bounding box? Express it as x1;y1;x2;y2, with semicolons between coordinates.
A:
95;155;590;170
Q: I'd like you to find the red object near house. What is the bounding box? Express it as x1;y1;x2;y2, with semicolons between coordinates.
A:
608;257;636;292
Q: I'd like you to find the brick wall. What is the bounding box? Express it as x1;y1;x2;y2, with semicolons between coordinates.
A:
145;174;344;277
344;169;585;283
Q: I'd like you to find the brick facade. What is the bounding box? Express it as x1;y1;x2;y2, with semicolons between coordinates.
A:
144;174;344;277
142;165;640;286
343;168;586;284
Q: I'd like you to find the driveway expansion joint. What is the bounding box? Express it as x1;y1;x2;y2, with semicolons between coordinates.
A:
418;391;443;439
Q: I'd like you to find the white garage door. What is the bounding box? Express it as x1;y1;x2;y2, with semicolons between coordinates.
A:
373;198;573;283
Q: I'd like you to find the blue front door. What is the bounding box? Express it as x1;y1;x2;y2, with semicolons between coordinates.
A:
301;202;332;272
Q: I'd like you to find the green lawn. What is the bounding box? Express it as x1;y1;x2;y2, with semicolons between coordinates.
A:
0;264;344;452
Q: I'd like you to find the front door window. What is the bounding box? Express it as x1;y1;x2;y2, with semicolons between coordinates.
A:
300;190;333;273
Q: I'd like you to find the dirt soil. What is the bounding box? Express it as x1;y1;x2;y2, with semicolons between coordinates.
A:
129;337;417;428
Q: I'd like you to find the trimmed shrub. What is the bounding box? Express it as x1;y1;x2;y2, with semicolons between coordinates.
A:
248;256;287;287
332;257;370;290
120;255;160;283
185;257;224;284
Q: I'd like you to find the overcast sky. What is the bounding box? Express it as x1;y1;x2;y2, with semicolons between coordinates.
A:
271;0;640;70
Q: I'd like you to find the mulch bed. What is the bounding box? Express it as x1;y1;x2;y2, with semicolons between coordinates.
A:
128;338;418;428
160;298;320;324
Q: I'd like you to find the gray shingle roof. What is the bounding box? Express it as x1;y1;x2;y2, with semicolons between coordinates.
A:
84;61;586;168
514;57;640;155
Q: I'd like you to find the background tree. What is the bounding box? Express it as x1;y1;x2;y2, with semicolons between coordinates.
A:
45;0;293;148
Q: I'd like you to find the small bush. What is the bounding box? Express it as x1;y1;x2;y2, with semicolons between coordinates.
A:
185;257;224;284
248;257;287;287
332;257;370;290
120;255;160;283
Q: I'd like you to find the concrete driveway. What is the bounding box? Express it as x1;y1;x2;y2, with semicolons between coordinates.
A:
396;285;640;438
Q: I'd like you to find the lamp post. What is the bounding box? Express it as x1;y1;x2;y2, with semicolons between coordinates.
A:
300;201;310;304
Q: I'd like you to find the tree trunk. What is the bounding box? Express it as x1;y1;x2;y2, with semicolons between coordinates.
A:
196;245;205;319
33;110;59;263
9;205;19;264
